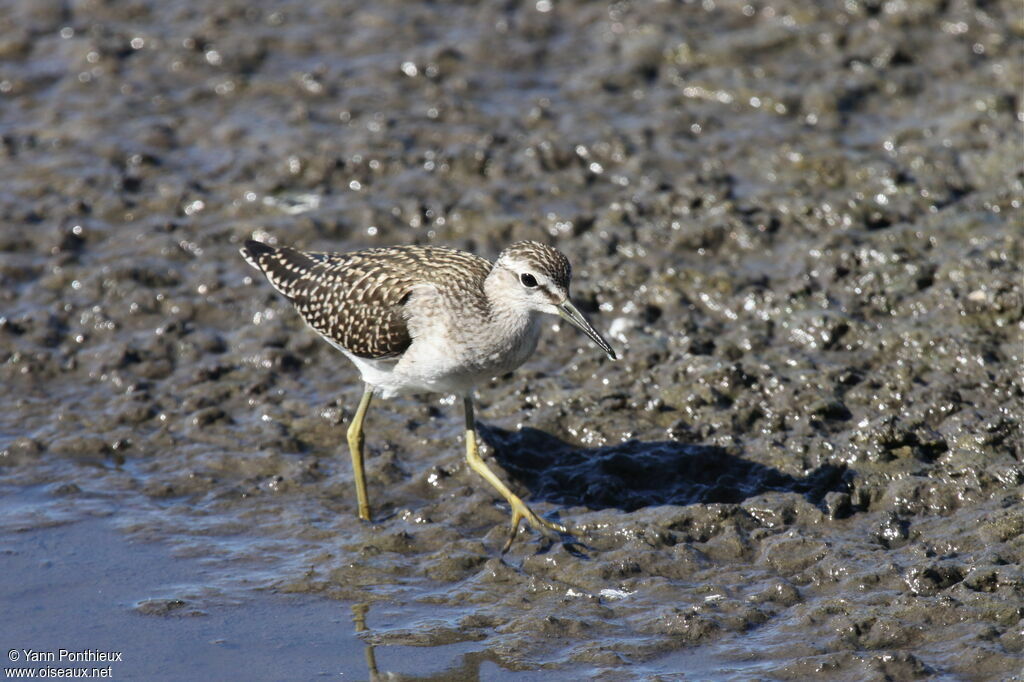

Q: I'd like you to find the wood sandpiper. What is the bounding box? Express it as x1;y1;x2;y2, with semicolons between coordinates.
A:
241;239;615;550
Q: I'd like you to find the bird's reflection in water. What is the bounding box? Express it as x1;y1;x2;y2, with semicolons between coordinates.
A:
348;602;495;681
352;603;380;681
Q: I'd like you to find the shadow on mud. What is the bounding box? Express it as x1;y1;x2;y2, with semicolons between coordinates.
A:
480;425;849;512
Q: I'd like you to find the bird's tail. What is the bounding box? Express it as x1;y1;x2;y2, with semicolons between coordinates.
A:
240;238;276;270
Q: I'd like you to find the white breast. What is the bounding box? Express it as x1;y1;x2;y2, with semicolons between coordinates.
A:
345;284;542;399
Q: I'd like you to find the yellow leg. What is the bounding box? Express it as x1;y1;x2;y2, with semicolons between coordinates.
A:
462;396;567;551
347;386;374;521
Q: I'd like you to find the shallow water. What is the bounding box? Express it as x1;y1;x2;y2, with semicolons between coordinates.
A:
0;490;535;680
2;0;1022;679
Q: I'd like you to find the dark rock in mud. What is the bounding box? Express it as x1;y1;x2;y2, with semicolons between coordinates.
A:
134;598;204;617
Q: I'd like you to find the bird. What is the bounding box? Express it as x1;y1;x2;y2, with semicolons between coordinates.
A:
240;238;615;551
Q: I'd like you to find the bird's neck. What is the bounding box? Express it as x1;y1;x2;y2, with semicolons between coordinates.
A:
478;270;541;360
482;271;531;331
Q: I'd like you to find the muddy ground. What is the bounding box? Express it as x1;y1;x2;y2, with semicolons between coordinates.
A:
1;0;1022;679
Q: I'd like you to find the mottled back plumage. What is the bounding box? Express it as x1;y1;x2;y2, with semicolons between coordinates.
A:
241;240;491;359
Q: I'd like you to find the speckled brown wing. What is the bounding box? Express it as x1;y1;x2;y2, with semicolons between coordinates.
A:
242;240;414;359
242;241;496;360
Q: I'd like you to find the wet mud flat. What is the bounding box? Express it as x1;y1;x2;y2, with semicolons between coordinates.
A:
1;0;1022;679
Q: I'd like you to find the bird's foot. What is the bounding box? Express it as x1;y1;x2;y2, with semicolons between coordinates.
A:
501;500;571;553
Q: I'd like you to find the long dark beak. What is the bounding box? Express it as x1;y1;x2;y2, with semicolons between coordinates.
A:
557;300;617;360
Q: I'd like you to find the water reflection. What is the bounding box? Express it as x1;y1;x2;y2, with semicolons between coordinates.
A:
351;603;380;681
349;602;503;682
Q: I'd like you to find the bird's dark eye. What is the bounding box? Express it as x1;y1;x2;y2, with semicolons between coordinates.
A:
520;273;538;288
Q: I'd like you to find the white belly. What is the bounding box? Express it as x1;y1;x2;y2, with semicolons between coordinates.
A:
340;315;541;399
